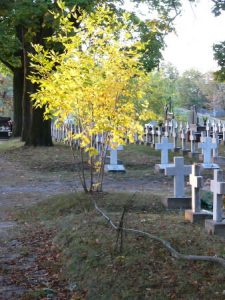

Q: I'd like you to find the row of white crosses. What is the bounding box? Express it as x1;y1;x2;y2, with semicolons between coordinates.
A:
155;133;219;171
51;122;126;171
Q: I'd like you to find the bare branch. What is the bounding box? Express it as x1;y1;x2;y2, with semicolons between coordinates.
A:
92;198;225;269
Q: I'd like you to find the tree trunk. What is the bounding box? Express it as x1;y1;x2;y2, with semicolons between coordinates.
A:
12;67;23;137
26;105;53;146
21;37;53;146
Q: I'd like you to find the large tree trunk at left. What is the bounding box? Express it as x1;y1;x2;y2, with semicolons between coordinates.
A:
26;106;53;146
22;40;53;146
12;67;23;137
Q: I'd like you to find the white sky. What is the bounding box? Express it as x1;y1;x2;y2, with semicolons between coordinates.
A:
163;0;225;74
123;0;225;74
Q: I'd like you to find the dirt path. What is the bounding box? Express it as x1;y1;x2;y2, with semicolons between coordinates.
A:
0;146;78;299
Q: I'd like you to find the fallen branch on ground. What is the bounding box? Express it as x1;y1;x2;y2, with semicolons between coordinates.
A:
92;198;225;269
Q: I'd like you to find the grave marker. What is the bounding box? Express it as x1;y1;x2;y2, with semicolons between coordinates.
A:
198;137;219;169
185;164;212;223
163;157;192;209
205;169;225;237
104;144;125;172
155;137;174;170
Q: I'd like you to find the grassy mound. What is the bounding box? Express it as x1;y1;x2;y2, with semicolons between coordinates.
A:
19;191;225;300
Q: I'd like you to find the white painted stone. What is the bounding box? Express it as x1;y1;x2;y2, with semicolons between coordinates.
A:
164;121;169;137
189;164;203;213
198;137;217;165
190;130;196;153
180;128;187;151
155;137;174;165
151;126;156;145
210;169;225;222
105;144;125;172
157;127;162;143
165;157;192;198
212;132;219;158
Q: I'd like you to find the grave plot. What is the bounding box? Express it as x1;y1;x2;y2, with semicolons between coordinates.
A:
205;169;225;238
163;156;192;209
185;164;213;223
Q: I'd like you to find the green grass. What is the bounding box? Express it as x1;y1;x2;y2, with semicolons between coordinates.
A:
18;191;225;300
0;137;24;152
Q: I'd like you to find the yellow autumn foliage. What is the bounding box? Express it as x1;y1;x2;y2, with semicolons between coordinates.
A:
29;3;151;151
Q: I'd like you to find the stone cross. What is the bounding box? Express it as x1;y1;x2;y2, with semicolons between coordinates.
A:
155;137;174;165
206;120;211;137
211;169;225;222
198;136;216;164
145;126;150;144
165;157;192;198
164;121;169;137
172;127;178;148
151;126;156;145
109;145;123;165
212;132;219;158
223;124;225;143
157;127;162;143
189;164;203;212
190;130;196;153
218;121;222;133
180;128;187;150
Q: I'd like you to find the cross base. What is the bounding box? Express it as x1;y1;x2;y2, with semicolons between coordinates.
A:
185;209;213;224
162;197;191;209
201;163;220;169
104;164;126;172
205;219;225;238
188;152;200;159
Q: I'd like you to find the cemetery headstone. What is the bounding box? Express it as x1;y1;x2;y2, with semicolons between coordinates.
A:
185;164;212;223
104;144;125;172
188;130;199;158
205;169;225;237
155;137;174;171
198;137;219;169
180;128;190;154
163;157;192;209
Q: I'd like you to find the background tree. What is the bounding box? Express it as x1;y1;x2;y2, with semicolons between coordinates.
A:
29;5;150;192
175;69;207;109
212;0;225;81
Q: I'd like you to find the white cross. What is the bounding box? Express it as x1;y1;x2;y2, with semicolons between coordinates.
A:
157;127;162;143
155;137;174;165
190;130;196;153
180;128;187;150
223;124;225;142
212;132;219;158
109;145;123;165
189;164;203;213
172;127;178;148
164;121;169;137
198;137;217;164
211;169;225;222
151;126;156;144
165;157;192;198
